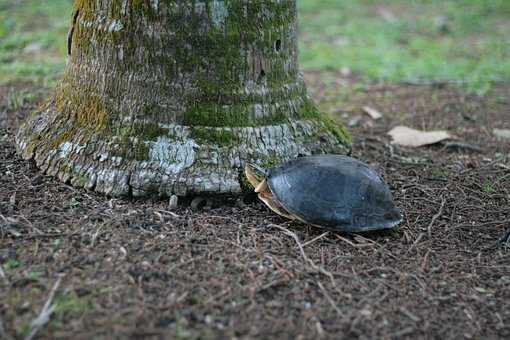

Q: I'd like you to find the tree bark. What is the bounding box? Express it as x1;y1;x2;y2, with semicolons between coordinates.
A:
16;0;351;197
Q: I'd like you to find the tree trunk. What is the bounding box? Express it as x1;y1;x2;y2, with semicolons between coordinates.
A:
16;0;351;197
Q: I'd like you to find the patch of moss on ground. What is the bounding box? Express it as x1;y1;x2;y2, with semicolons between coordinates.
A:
54;292;90;317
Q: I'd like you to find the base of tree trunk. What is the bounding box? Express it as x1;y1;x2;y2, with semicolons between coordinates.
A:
16;103;350;197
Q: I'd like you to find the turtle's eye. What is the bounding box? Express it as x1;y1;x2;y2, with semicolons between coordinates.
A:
245;164;266;178
244;163;266;188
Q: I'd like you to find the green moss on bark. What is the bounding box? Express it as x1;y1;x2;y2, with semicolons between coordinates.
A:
116;122;168;141
298;97;352;147
15;0;351;197
109;137;150;161
66;1;326;131
190;128;238;146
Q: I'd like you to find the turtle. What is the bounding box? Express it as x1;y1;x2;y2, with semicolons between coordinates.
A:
245;155;402;232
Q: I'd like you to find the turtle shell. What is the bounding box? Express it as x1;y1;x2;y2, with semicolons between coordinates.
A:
266;155;402;232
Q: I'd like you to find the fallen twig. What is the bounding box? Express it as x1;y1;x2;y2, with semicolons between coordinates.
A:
335;234;358;247
0;265;7;284
154;209;180;218
407;233;425;254
270;224;309;262
495;163;510;170
335;234;374;248
0;214;21;237
17;215;43;235
302;232;330;248
455;219;510;229
269;255;295;279
317;281;342;316
269;224;335;283
13;233;73;241
25;275;64;340
428;196;446;238
420;249;431;272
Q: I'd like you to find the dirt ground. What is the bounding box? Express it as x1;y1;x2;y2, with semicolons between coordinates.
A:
1;75;510;339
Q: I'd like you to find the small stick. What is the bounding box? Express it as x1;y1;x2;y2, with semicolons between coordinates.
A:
420;249;431;272
0;214;21;237
317;281;342;316
455;218;510;229
21;233;71;240
25;275;64;340
268;255;294;279
91;225;104;248
269;224;309;262
335;234;374;249
353;234;378;245
495;163;510;170
335;234;358;247
18;215;43;235
155;209;180;218
407;233;425;254
0;265;7;284
269;224;335;283
302;232;330;248
428;197;446;238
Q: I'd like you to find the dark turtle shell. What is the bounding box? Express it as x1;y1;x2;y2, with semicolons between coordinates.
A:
266;155;402;232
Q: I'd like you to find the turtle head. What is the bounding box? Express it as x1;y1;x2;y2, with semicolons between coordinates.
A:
244;163;267;190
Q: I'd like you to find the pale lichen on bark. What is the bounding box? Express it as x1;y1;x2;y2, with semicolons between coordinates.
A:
16;0;351;197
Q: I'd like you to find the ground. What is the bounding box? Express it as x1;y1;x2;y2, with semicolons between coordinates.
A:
1;0;510;339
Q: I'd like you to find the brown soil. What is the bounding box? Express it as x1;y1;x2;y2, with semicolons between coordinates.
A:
1;75;509;339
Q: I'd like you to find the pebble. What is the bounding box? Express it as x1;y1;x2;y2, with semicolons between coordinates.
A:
168;195;178;209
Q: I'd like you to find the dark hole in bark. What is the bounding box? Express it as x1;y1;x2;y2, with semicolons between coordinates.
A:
259;69;266;80
67;9;80;56
275;39;282;52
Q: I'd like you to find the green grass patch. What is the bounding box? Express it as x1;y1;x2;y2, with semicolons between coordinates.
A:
1;0;508;93
3;258;20;269
54;291;90;317
298;0;510;94
0;0;70;85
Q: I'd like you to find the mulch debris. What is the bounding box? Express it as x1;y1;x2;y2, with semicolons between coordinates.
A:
1;80;509;339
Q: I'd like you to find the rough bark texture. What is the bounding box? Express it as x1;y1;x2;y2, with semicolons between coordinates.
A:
16;0;351;197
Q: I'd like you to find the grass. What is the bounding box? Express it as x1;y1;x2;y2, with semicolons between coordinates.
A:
54;292;90;317
3;258;20;269
0;0;69;85
0;0;509;93
5;87;39;110
298;0;510;94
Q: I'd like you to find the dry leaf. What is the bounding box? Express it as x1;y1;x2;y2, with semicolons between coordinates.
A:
362;106;383;120
493;129;510;139
388;126;451;147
